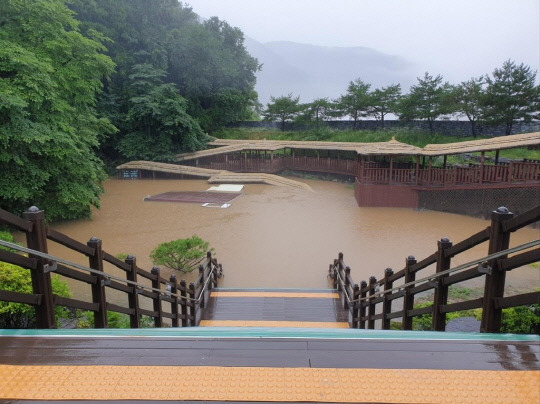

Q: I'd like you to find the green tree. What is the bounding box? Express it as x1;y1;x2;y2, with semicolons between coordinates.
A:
399;72;453;134
452;77;486;137
336;79;372;129
263;94;302;131
371;84;402;129
117;64;206;161
150;235;212;273
482;60;540;135
0;0;115;220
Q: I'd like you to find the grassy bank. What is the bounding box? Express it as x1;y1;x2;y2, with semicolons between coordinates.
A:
213;127;540;161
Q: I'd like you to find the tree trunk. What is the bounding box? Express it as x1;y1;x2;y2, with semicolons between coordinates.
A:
505;121;513;135
381;113;385;130
471;120;477;138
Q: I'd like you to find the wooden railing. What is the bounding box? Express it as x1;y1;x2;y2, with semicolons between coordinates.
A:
329;205;540;333
192;155;540;188
0;206;223;329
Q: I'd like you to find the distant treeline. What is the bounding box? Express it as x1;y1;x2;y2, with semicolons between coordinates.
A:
232;120;540;137
262;65;540;137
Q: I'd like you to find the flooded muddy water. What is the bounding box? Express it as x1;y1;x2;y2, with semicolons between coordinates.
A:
45;178;539;301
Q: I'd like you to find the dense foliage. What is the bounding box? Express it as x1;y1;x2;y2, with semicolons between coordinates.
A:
0;0;259;219
0;0;115;220
69;0;259;164
150;235;212;273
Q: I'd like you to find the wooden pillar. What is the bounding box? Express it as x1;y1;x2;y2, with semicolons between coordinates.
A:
367;276;377;329
188;282;196;326
23;206;56;329
443;155;447;169
415;156;420;185
389;156;394;185
479;151;485;184
169;274;179;327
125;255;140;328
344;266;351;310
359;280;368;329
180;279;188;327
432;238;452;331
481;207;514;332
151;267;163;327
199;265;205;308
427;156;433;186
87;237;108;328
360;156;365;181
495;150;500;165
402;256;417;330
352;284;360;328
382;268;394;330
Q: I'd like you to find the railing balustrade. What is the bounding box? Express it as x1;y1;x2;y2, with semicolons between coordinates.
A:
0;207;224;329
329;205;540;333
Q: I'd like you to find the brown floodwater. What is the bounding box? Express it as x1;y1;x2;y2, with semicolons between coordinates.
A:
42;178;539;303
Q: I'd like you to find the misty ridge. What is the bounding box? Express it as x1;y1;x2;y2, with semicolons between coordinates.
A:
244;38;418;106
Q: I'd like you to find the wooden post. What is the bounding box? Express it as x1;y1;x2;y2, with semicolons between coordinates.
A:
479;151;485;184
389;156;393;185
343;266;351;309
23;206;56;329
170;274;179;327
507;161;513;183
331;263;337;289
367;276;377;329
415;156;420;185
495;150;500;165
382;268;394;330
180;279;188;327
189;282;196;326
427;156;433;186
359;280;368;329
481;207;514;332
125;255;140;328
199;265;205;308
151;267;163;327
432;238;452;331
87;237;107;328
352;284;360;328
402;256;417;330
360;156;365;181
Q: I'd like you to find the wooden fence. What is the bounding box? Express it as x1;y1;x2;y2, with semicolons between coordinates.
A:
192;155;540;188
329;205;540;333
0;206;223;329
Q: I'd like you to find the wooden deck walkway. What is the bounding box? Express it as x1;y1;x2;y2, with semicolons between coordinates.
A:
116;160;313;190
1;328;538;402
2;288;539;402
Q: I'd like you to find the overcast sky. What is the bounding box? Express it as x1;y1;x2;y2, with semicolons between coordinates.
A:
188;0;540;84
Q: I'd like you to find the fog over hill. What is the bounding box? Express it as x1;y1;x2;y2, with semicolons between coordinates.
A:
245;38;418;106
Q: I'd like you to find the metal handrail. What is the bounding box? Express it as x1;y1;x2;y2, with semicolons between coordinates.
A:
333;239;540;305
0;240;215;304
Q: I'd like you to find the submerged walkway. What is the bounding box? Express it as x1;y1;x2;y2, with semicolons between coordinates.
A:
116;160;313;190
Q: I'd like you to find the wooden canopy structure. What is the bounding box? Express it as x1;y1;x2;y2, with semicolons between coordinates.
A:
176;132;539;161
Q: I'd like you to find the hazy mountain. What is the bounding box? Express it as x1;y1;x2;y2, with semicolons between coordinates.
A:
245;38;418;106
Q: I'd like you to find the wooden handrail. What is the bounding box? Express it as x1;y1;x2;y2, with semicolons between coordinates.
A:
0;206;224;329
329;205;540;332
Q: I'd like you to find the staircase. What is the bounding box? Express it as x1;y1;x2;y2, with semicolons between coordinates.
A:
200;288;349;328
